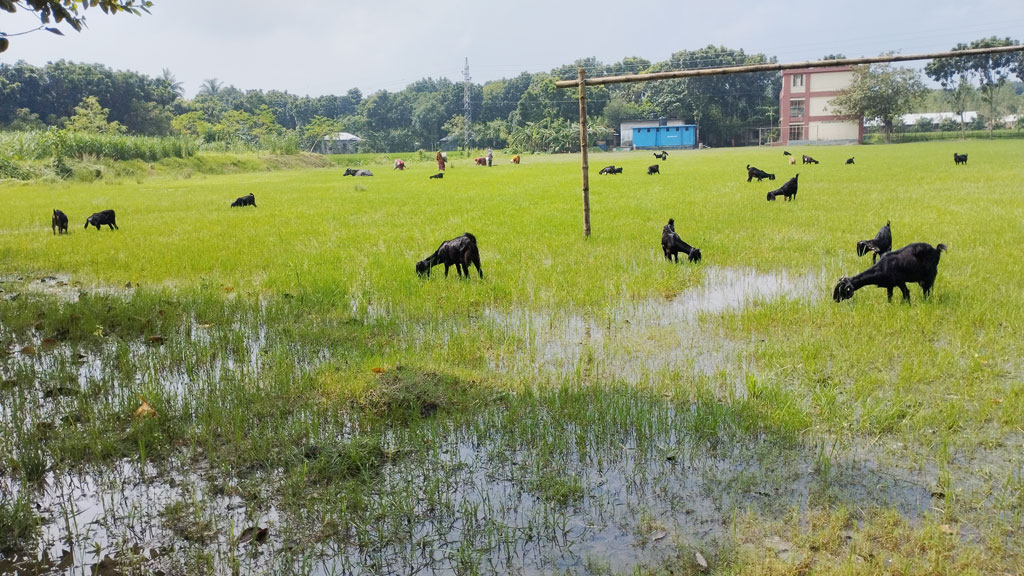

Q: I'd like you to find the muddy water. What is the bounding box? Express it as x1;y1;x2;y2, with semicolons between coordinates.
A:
2;407;932;576
487;267;821;383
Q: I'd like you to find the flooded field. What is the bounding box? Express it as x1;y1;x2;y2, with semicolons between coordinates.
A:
3;143;1024;574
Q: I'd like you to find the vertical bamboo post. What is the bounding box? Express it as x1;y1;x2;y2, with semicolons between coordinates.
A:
578;68;591;237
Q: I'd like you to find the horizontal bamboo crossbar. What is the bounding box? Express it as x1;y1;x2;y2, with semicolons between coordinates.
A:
554;45;1024;88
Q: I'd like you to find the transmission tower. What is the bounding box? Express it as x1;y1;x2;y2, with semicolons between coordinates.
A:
463;57;473;149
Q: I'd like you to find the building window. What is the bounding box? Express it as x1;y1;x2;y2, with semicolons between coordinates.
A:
789;99;805;118
789;125;804;141
792;74;804;88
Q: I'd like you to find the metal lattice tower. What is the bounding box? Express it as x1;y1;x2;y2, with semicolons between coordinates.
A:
463;57;473;148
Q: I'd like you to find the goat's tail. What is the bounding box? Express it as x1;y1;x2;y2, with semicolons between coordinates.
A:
936;243;947;253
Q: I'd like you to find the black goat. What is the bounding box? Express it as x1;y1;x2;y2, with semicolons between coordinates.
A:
84;209;118;231
230;193;257;207
598;165;623;175
746;165;775;182
653;151;669;161
856;220;892;263
648;164;660;175
429;172;444;179
846;157;855;165
802;154;819;164
833;242;946;303
766;174;798;201
783;150;792;156
343;168;373;176
416;233;483;279
953;153;968;165
661;218;702;263
52;209;68;235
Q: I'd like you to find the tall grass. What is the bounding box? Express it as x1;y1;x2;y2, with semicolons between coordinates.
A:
0;130;197;162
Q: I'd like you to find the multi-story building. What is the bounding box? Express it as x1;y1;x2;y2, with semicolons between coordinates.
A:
779;67;863;146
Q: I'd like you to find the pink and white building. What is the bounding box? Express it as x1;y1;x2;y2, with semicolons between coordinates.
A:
779;67;863;146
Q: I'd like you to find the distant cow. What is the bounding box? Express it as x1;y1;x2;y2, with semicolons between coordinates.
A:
783;151;792;156
52;209;69;235
802;155;819;164
653;151;668;161
393;159;406;170
598;165;623;175
746;165;775;182
429;172;444;179
474;157;488;166
84;209;118;231
846;157;855;165
648;164;660;175
231;193;257;207
343;168;373;176
416;233;483;279
510;155;521;165
953;153;968;165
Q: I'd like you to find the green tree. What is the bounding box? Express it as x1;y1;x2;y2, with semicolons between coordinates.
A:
7;107;44;131
299;115;344;152
160;68;183;98
198;78;223;97
65;95;125;133
830;63;926;144
925;37;1021;138
0;0;152;53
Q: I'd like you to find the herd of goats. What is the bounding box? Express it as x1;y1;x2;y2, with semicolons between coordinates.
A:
45;148;968;304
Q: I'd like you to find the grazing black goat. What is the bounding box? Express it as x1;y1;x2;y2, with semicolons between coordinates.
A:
648;164;660;175
661;218;702;263
953;153;968;165
230;193;257;207
416;233;483;279
52;209;68;235
653;151;669;161
783;150;792;156
343;168;373;176
746;165;775;182
833;242;946;303
598;165;623;175
856;220;892;263
802;154;819;164
84;209;118;231
429;172;444;179
766;174;798;201
846;157;855;165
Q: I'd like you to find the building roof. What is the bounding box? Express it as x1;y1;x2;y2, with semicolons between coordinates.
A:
323;132;361;141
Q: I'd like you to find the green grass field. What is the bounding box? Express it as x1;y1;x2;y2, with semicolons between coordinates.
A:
1;141;1023;574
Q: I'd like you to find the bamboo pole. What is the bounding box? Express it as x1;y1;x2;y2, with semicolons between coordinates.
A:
554;45;1024;88
578;68;591;237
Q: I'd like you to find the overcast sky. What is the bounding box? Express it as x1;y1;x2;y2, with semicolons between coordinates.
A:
2;0;1023;97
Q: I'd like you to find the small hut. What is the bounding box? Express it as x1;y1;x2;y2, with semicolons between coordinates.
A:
317;132;362;154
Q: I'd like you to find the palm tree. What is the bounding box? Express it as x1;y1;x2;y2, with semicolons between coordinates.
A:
198;78;223;97
160;68;184;98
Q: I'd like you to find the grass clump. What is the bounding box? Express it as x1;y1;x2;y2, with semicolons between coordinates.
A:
0;492;42;555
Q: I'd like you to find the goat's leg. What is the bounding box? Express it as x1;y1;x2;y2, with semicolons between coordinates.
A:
898;284;911;302
472;257;483;279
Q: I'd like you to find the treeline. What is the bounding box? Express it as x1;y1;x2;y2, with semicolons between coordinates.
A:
0;46;782;152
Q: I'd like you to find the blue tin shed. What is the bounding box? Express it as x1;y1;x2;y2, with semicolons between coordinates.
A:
631;125;696;149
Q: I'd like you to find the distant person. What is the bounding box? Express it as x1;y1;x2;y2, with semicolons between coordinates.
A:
436;149;446;171
486;148;493;167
